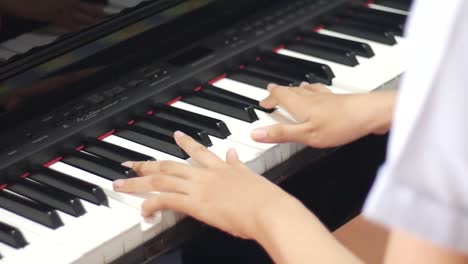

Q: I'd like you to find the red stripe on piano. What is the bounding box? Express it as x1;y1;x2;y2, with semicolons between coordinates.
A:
20;173;30;179
208;74;228;84
364;0;375;7
97;130;116;140
43;157;64;167
312;25;325;32
0;184;8;190
272;44;286;53
194;86;203;91
75;145;85;151
167;96;183;105
128;120;135;125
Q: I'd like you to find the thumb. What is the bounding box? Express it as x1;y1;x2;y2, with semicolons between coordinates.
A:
251;123;310;143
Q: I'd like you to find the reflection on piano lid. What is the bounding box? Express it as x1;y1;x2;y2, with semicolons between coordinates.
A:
0;0;410;263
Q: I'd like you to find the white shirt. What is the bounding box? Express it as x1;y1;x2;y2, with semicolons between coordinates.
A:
363;0;468;253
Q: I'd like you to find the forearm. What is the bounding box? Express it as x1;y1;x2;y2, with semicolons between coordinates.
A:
254;195;363;264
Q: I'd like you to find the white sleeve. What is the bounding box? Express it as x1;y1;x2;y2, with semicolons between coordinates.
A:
363;1;468;253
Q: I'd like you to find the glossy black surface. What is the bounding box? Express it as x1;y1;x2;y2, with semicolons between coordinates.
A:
116;125;189;159
0;190;63;229
29;166;109;206
202;85;273;113
136;116;212;147
0;0;277;139
299;32;375;58
153;104;231;139
62;150;138;180
259;53;335;85
182;91;259;123
229;69;299;88
327;20;397;45
285;41;359;66
84;138;155;164
0;221;28;249
7;178;86;217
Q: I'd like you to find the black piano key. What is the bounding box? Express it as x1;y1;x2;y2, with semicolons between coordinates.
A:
340;16;404;36
0;190;63;229
0;221;28;249
29;166;108;206
350;6;407;24
343;11;404;36
365;1;410;13
229;69;298;88
116;125;189;159
182;92;259;123
244;64;309;85
327;20;397;45
7;179;86;217
203;85;274;113
83;138;154;164
260;53;335;85
62;151;138;181
285;41;359;66
136;116;212;147
153;103;231;139
300;32;374;58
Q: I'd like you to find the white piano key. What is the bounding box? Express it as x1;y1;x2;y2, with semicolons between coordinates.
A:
368;3;410;15
104;4;123;14
0;48;16;60
110;0;144;8
1;39;34;54
16;33;58;47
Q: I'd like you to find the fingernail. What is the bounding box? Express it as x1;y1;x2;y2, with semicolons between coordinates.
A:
251;128;268;141
174;130;186;139
267;83;278;91
300;81;309;87
113;179;125;189
122;161;134;168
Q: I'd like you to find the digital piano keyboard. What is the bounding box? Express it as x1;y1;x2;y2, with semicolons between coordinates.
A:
0;0;409;263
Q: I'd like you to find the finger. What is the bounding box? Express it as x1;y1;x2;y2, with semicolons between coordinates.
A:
174;131;224;168
290;87;314;96
113;174;191;194
225;148;240;165
122;160;198;179
261;85;304;117
251;123;311;143
302;83;331;93
260;85;300;110
141;193;192;217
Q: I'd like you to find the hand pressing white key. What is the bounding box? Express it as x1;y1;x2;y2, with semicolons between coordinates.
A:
250;83;397;148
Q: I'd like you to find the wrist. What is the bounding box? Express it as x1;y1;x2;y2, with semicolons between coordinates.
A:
253;192;305;244
361;90;397;135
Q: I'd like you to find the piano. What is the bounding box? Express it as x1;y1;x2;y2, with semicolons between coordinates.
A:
0;0;410;263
